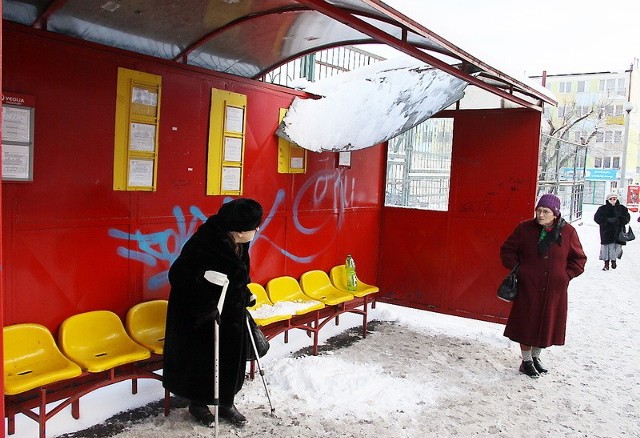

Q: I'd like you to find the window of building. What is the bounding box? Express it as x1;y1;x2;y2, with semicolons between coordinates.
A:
559;81;572;93
385;118;454;211
594;157;602;168
612;157;620;169
596;131;604;143
577;81;586;92
603;157;611;168
606;79;616;91
614;131;622;143
604;131;613;143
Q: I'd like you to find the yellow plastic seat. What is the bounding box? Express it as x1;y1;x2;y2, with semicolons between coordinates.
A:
58;310;151;373
266;276;325;315
3;323;83;396
247;283;292;326
299;270;355;305
247;282;273;311
125;300;168;354
329;265;380;298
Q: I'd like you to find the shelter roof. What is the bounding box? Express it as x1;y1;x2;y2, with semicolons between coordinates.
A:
2;0;555;109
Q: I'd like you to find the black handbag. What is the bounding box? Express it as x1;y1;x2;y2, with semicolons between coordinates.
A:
246;313;270;361
497;264;519;302
618;225;635;242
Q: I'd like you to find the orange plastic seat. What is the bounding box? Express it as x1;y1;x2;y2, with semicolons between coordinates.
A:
299;270;354;305
266;276;325;315
329;265;380;297
3;323;83;396
125;300;168;354
247;283;292;326
58;310;151;373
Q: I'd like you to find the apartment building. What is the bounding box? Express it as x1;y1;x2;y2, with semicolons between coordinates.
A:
532;60;639;204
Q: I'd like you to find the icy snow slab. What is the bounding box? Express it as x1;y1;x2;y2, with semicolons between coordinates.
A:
275;57;468;152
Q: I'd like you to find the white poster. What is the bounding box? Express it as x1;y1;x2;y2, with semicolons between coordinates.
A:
131;87;158;107
224;106;244;133
2;143;31;179
2;106;32;143
291;157;304;169
128;159;154;187
221;166;241;192
223;136;243;162
129;123;156;152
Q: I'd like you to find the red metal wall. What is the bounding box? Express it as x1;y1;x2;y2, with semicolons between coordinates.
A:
0;9;5;427
1;24;544;333
379;110;541;323
1;23;384;332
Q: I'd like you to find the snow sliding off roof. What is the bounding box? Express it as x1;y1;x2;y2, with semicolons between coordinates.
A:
276;58;467;152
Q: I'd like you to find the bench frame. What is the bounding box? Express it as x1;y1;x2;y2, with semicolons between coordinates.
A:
5;354;169;438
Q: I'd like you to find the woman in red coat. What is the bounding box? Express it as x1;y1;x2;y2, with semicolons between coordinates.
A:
500;193;587;378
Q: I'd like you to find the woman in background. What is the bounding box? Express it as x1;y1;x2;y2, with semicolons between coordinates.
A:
594;192;630;270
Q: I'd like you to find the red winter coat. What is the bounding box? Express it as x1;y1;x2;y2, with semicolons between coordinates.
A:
500;218;587;347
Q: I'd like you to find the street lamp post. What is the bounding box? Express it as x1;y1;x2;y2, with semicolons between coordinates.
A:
619;102;634;198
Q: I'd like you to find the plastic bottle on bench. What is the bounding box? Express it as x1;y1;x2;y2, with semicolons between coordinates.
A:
345;254;358;291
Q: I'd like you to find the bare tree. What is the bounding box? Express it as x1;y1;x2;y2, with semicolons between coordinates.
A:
538;100;606;184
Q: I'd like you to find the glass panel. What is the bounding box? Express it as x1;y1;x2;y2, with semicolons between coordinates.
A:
385;118;454;211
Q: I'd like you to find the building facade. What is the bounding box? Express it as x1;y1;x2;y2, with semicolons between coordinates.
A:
532;60;639;206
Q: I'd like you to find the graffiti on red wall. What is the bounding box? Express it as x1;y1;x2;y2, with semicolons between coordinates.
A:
108;170;355;290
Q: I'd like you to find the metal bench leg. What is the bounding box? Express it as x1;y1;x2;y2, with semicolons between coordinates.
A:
72;398;80;419
164;389;171;416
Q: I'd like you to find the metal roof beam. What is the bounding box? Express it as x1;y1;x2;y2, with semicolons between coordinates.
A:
297;0;546;109
32;0;70;30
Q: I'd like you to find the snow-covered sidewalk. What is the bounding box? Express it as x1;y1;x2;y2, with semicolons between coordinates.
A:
11;204;640;437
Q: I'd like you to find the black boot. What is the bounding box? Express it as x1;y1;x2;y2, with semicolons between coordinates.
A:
219;404;247;427
188;403;215;428
519;360;540;378
611;260;617;269
532;357;548;374
602;261;610;271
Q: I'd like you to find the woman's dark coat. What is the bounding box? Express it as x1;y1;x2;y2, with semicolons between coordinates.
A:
163;215;253;405
500;217;587;347
593;200;630;245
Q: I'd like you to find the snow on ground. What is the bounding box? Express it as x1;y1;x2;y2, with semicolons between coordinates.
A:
9;204;640;437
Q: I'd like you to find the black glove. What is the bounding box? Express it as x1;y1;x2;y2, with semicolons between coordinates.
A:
607;217;618;223
212;307;221;324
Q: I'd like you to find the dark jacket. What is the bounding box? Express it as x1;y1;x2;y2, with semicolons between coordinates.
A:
163;215;253;405
593;200;630;245
500;217;587;347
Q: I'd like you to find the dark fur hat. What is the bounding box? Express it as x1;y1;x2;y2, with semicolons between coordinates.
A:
217;198;263;232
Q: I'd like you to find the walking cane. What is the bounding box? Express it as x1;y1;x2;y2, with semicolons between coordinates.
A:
245;316;275;415
204;271;230;438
